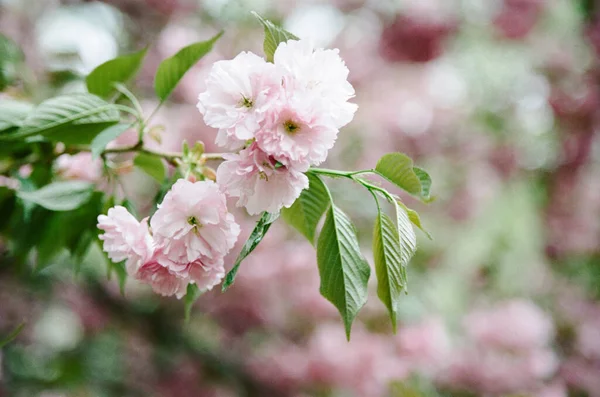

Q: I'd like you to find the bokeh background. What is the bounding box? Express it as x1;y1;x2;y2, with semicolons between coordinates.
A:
1;0;600;396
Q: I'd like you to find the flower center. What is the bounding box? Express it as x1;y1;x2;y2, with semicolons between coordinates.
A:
240;95;253;108
187;216;201;227
283;120;300;134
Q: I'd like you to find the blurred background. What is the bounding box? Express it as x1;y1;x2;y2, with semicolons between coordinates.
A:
1;0;600;396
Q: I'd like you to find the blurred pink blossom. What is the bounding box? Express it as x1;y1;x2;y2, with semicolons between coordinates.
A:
464;299;554;351
56;152;103;182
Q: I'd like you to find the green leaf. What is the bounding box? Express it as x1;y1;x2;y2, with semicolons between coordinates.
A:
0;93;121;144
154;32;223;102
0;99;32;132
90;124;130;159
184;284;202;323
372;203;415;331
86;48;148;98
17;181;93;211
413;166;432;201
317;205;371;340
0;322;24;348
252;11;299;62
282;173;329;244
222;211;280;291
111;260;127;296
0;33;24;91
375;153;422;196
397;201;432;239
134;153;166;183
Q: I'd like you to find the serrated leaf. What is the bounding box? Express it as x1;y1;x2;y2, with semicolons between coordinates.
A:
134;153;166;183
17;181;93;211
90;124;130;159
373;207;412;332
413;166;432;201
282;173;329;244
184;284;202;323
0;93;121;144
397;201;432;239
375;153;422;196
252;12;299;62
0;322;24;348
86;48;148;98
393;200;416;290
317;205;370;340
222;211;279;291
154;32;223;102
0;99;32;132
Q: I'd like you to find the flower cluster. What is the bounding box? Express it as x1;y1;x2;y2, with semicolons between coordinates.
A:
198;39;357;214
98;180;240;298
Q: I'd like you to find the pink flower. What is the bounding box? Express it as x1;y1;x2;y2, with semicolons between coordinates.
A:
256;85;338;168
274;39;357;129
56;153;103;182
216;143;308;215
150;179;240;267
197;51;281;150
98;201;229;299
136;259;189;298
97;206;153;272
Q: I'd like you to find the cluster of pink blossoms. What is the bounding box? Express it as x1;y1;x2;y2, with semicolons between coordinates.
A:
198;39;357;214
97;39;354;295
98;180;240;298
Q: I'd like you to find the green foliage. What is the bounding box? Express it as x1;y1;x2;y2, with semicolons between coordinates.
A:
0;323;24;348
281;173;329;244
252;12;299;62
222;211;280;291
86;48;148;98
0;33;24;91
413;167;433;202
90;124;131;159
184;284;202;322
133;152;166;183
0;99;32;133
17;181;93;212
373;209;406;332
154;32;223;102
397;201;432;240
36;192;103;269
0;93;121;144
375;153;423;196
317;204;371;339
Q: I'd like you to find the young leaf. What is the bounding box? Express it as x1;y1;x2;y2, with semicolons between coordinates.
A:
86;48;148;98
317;205;371;340
0;93;121;144
17;181;93;211
282;173;329;244
373;206;411;332
184;284;202;323
397;201;432;239
90;124;130;159
154;32;223;102
252;11;299;62
0;98;32;132
222;211;280;291
375;153;422;196
0;323;25;348
413;166;432;201
134;153;166;183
